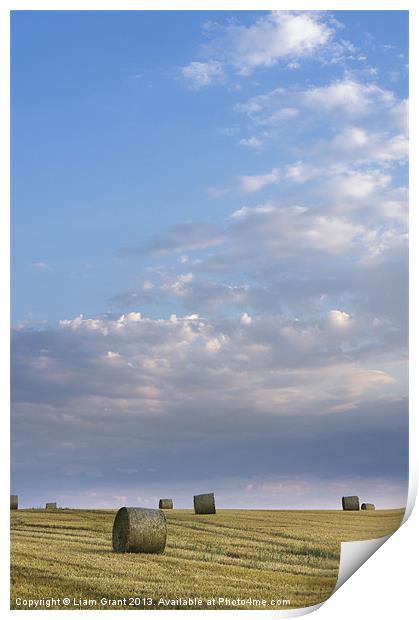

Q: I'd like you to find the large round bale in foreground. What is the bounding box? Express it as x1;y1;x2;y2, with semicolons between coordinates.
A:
159;499;173;509
112;507;167;553
194;492;216;514
361;503;375;510
46;502;57;510
10;495;18;510
342;496;360;511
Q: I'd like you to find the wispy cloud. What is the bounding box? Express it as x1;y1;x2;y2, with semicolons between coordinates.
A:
239;136;262;148
181;60;224;89
31;261;51;271
238;167;281;192
237;78;400;128
118;222;224;257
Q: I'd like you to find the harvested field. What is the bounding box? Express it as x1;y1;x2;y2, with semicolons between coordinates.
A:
10;508;404;610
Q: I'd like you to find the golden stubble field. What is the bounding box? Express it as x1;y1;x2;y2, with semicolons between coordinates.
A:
10;508;404;610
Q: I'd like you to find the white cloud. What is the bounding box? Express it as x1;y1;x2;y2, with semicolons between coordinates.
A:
183;11;336;88
378;134;408;163
210;168;281;196
59;314;111;335
237;78;403;131
228;203;367;256
181;60;224;89
331;126;368;149
236;93;299;126
285;161;318;183
220;11;335;75
330;127;408;166
302;215;366;253
328;309;351;326
327;169;391;199
239;136;262;148
304;78;394;114
240;312;253;325
378;198;408;223
161;273;194;298
238;167;281;192
261;107;300;125
360;227;408;262
389;99;409;134
228;203;276;220
15;309;405;422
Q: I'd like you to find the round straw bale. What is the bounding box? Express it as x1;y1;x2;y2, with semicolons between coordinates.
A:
46;502;57;510
361;503;375;510
159;499;173;509
10;495;18;510
342;495;360;511
112;507;167;553
194;492;216;514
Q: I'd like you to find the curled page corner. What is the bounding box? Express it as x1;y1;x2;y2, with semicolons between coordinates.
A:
265;528;404;618
333;535;391;594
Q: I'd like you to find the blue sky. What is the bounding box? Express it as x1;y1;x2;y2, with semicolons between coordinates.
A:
11;10;408;509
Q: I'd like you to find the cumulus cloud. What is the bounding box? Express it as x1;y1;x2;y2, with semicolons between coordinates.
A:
228;202;407;268
389;98;409;134
13;309;406;421
328;309;351;326
227;203;368;256
240;312;253;325
329;127;408;166
285;162;319;183
326;169;391;200
161;272;194;297
219;11;335;74
182;11;337;88
304;78;394;114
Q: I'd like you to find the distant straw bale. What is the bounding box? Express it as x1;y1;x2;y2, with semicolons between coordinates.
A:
361;503;375;510
46;503;57;510
10;495;18;510
342;496;360;511
194;493;216;514
112;507;167;553
159;499;173;509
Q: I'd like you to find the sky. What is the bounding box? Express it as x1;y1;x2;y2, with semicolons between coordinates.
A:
11;10;408;509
